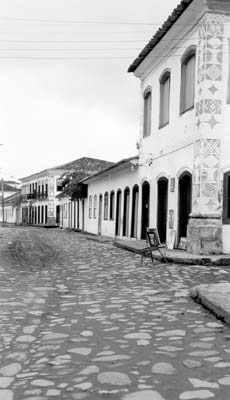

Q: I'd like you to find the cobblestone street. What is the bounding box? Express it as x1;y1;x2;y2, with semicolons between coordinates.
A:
0;227;230;400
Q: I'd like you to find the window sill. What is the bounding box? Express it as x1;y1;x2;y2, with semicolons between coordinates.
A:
159;121;169;130
180;105;194;116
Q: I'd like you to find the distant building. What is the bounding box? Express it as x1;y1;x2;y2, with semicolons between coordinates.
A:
57;157;113;230
0;192;21;225
0;182;19;199
21;157;113;227
83;157;139;238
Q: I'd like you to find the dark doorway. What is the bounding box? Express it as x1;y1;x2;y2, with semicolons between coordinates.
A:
178;173;192;240
141;181;150;239
41;206;44;224
115;190;122;236
131;185;139;238
45;205;48;224
98;194;103;235
123;187;130;237
82;200;85;231
157;178;168;243
56;205;60;225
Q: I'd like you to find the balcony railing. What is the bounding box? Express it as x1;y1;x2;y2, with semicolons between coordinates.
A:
36;192;48;200
26;192;48;200
26;193;36;200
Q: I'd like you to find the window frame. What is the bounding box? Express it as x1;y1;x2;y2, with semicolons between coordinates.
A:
143;86;152;138
180;46;196;115
93;195;97;219
159;69;171;129
88;195;92;219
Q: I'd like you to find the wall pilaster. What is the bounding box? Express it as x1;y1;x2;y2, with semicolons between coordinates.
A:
187;13;225;254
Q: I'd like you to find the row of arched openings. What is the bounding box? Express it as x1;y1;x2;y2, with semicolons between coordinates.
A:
95;171;192;243
141;172;192;243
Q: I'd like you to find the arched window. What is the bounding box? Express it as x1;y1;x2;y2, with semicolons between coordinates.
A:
159;70;170;128
180;47;196;114
104;192;109;220
110;191;115;220
143;87;152;137
88;195;92;219
93;195;97;219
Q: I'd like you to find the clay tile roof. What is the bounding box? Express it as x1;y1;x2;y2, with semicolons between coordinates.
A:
128;0;194;73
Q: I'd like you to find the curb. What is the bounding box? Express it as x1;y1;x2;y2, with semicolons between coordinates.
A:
190;283;230;325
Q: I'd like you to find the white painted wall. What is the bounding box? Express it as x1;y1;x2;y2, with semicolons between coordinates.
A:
85;165;141;238
0;205;21;224
139;28;199;167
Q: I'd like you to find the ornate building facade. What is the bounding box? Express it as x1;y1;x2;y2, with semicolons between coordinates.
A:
83;0;230;254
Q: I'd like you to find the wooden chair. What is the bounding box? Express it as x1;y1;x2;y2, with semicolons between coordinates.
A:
145;228;168;263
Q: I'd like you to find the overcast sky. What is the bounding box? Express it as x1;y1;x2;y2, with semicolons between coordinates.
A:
0;0;179;179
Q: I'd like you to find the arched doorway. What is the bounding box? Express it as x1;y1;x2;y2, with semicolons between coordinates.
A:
115;190;122;236
178;172;192;241
157;177;168;243
123;187;130;237
131;185;139;238
141;181;150;239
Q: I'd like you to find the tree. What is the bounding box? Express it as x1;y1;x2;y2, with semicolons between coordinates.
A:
61;171;88;200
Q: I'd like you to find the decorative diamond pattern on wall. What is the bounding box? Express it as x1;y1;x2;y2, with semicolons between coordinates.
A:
202;139;221;155
206;116;220;129
204;99;221;114
208;85;218;95
206;15;224;36
192;13;228;215
206;199;217;209
206;64;222;81
207;35;223;49
201;183;218;198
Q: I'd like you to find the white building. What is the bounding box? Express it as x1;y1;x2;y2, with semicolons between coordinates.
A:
57;157;113;230
82;0;230;255
0;192;22;225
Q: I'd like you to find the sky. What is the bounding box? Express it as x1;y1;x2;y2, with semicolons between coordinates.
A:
0;0;180;179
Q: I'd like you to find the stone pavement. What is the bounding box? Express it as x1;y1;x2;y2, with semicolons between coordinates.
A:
0;227;230;399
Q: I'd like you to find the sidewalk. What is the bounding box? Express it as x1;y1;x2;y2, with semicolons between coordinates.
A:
190;283;230;325
113;238;230;266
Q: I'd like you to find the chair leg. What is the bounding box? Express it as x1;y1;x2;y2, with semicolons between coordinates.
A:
141;253;144;265
150;251;154;263
158;248;168;263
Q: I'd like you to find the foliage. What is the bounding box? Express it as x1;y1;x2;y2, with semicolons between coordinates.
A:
61;171;88;200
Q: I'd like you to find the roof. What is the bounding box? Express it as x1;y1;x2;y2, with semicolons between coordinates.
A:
54;157;113;173
128;0;194;73
83;155;139;183
21;157;113;182
4;192;21;204
1;182;19;192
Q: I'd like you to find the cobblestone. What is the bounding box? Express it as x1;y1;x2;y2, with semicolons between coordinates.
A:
0;226;229;399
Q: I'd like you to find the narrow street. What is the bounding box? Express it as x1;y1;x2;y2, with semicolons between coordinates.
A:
0;227;229;400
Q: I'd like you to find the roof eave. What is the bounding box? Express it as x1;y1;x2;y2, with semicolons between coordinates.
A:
128;0;194;74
